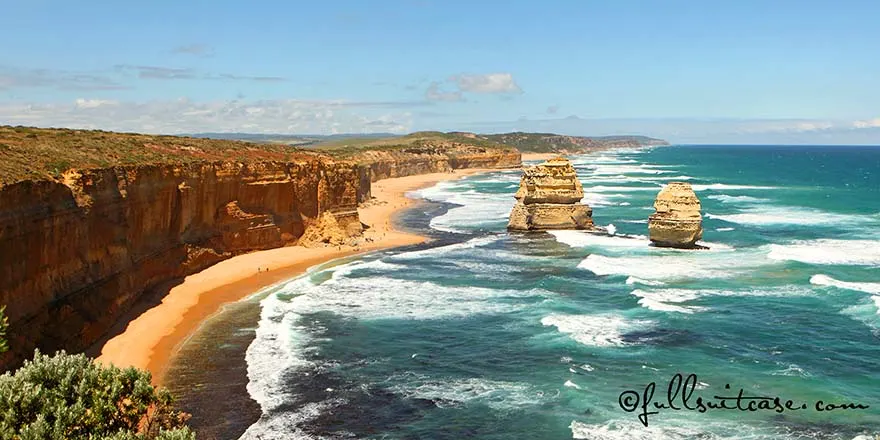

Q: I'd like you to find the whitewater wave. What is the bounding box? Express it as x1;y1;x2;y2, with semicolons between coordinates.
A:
625;277;666;286
707;194;770;204
842;296;880;332
389;377;547;411
569;419;807;440
631;289;705;314
244;254;547;437
577;247;759;281
541;313;651;347
389;235;503;260
706;206;877;227
549;230;649;249
585;185;662;193
586;164;673;175
239;400;339;440
689;183;777;191
767;239;880;265
415;180;514;233
328;259;404;280
810;274;880;294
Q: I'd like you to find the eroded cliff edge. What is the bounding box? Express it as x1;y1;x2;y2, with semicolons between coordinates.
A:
0;126;520;369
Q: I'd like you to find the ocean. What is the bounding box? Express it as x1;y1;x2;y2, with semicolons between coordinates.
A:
170;145;880;439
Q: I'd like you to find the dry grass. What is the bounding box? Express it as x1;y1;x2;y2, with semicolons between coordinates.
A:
0;126;328;185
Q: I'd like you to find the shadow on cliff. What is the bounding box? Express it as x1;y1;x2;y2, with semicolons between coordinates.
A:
84;276;186;361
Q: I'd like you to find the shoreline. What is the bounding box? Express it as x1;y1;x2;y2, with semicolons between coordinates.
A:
95;168;504;383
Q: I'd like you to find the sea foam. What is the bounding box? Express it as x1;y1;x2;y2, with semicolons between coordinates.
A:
541;313;650;347
768;240;880;265
810;274;880;294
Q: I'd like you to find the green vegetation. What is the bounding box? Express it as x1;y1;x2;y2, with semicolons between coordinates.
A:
483;132;668;153
0;307;7;354
308;131;515;159
0;351;194;440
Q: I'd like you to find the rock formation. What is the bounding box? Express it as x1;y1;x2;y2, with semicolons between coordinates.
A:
647;182;704;248
508;157;594;231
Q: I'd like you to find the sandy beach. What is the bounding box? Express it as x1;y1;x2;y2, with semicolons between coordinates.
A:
95;168;503;383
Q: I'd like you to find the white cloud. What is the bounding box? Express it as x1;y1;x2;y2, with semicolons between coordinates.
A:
425;81;463;102
853;118;880;128
450;73;522;94
75;98;117;109
1;98;413;135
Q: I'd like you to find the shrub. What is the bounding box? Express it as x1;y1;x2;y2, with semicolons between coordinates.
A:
0;351;195;440
0;306;7;354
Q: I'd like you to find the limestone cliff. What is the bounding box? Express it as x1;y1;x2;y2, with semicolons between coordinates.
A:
351;143;521;201
0;160;362;368
647;182;704;248
507;157;594;231
0;126;521;370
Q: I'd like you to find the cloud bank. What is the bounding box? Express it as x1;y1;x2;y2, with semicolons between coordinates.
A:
1;98;412;135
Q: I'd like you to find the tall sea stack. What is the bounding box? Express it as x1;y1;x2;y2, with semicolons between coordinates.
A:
507;157;594;231
647;182;704;248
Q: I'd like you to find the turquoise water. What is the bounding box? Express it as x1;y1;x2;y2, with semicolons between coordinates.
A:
239;146;880;439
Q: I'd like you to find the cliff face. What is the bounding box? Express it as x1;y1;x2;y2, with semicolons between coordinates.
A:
0;159;363;369
508;158;594;231
0;137;520;370
352;145;521;201
647;182;704;248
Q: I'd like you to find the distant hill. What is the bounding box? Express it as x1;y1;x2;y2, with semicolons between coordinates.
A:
185;132;398;146
482;132;669;153
189;131;669;153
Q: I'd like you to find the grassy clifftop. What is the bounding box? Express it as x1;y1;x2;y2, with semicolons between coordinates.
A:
0;126;325;185
0;126;667;184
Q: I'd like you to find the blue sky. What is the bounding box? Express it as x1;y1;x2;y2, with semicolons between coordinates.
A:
1;0;878;143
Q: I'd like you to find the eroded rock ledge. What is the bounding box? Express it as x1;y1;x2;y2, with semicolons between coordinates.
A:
508;157;594;231
647;182;704;249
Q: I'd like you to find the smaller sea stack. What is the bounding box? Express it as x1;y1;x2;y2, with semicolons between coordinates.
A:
508;157;594;231
648;182;704;248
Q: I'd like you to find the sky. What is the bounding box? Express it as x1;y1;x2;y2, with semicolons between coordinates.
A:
1;0;879;144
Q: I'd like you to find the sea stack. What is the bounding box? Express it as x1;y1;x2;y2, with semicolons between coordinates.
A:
647;182;704;248
507;157;594;231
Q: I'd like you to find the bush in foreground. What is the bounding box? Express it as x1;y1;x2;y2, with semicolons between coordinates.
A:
0;350;194;440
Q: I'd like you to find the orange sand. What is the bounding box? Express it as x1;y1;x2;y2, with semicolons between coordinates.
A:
95;169;501;383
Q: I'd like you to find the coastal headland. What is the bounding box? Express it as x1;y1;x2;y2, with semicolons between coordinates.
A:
0;125;664;380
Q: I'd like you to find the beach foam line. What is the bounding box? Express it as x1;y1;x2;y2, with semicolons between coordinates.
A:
768;240;880;265
810;274;880;294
